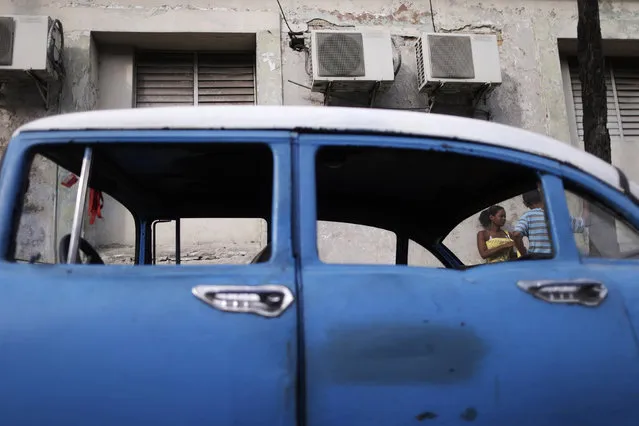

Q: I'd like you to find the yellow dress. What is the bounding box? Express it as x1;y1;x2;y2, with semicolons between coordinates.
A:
485;231;521;263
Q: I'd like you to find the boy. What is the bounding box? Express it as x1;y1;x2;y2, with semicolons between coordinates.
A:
512;189;586;256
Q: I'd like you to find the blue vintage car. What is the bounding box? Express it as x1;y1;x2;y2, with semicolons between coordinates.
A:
1;106;638;426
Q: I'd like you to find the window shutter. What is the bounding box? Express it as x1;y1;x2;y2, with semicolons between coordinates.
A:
134;51;256;108
135;52;195;107
609;59;639;140
197;53;255;105
568;59;621;141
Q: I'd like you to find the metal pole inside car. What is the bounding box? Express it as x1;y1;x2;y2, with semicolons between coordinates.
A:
67;147;93;264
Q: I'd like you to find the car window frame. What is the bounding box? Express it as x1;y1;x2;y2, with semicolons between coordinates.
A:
2;129;291;269
299;132;597;269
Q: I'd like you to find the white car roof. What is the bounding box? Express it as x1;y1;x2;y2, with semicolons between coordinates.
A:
14;105;639;198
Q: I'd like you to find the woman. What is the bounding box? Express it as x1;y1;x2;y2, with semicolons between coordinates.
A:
476;205;520;263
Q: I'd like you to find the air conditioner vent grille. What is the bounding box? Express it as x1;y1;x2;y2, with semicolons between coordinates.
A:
428;34;475;79
316;32;365;77
0;17;16;66
416;36;425;87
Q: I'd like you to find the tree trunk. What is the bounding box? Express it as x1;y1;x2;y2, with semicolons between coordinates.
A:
577;0;617;257
577;0;611;163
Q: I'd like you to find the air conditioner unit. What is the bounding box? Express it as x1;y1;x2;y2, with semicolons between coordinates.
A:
416;32;502;95
0;15;63;82
310;29;395;93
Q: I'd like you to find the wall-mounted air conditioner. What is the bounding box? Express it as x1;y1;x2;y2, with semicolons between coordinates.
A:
0;15;63;82
310;29;395;93
416;32;501;95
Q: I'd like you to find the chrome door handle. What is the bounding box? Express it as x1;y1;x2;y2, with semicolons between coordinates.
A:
192;285;294;318
516;279;608;307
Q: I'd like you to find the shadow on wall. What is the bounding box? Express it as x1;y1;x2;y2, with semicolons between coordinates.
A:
59;46;97;113
368;36;428;111
486;72;523;128
8;0;45;15
0;81;51;151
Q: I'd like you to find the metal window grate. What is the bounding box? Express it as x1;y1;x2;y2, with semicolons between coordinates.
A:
135;51;255;107
316;32;365;77
428;34;475;79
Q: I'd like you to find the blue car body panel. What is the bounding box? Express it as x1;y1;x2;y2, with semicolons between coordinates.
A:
295;134;639;426
0;128;638;425
0;131;298;426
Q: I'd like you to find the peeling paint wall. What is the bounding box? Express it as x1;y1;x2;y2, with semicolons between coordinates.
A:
2;0;639;265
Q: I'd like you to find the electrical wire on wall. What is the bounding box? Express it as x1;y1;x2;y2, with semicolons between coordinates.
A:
25;18;65;111
275;0;305;51
49;19;66;114
428;0;437;32
48;19;66;82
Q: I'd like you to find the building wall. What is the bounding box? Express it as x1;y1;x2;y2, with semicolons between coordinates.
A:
3;0;639;265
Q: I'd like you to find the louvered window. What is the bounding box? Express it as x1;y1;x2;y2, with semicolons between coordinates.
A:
566;58;639;251
568;58;639;143
135;51;256;108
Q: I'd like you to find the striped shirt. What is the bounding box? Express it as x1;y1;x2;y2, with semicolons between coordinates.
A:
514;208;585;254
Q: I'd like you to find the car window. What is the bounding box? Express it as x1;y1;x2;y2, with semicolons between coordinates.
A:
13;142;274;266
443;193;551;265
317;221;396;265
314;144;543;267
564;188;639;259
316;221;446;267
14;153;135;264
153;218;268;265
407;240;445;268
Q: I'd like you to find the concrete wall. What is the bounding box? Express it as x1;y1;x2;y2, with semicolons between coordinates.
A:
4;0;639;265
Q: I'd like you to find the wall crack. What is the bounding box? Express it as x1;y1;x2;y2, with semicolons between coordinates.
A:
438;23;501;34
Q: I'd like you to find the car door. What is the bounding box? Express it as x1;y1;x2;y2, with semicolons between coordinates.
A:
0;130;298;426
294;132;639;426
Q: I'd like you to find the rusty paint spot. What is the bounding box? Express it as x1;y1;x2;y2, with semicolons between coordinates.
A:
392;4;429;25
416;411;438;421
412;11;425;24
460;407;478;422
